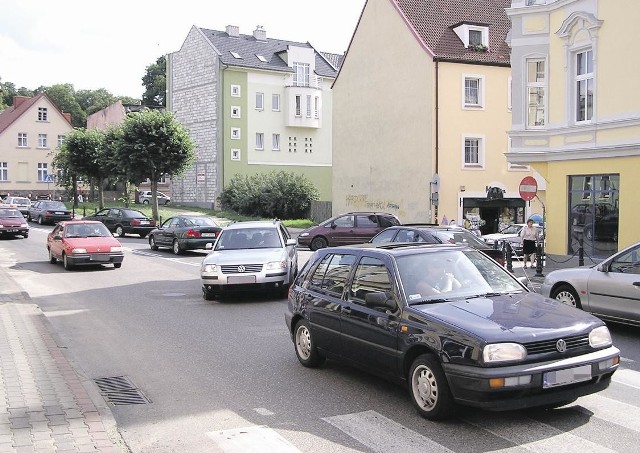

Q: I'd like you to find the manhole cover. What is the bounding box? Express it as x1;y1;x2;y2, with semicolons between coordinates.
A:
94;376;151;405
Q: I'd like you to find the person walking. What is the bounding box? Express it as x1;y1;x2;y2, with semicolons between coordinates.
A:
520;219;538;268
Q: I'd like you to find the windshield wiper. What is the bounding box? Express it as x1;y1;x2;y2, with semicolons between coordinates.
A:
465;291;524;300
409;298;452;306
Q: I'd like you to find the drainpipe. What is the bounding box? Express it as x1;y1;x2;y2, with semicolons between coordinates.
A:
434;60;440;223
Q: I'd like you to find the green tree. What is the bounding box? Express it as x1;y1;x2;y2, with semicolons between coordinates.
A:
142;55;166;107
117;109;195;220
44;84;86;128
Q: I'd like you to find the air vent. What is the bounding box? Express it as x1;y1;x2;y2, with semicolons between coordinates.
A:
94;376;151;406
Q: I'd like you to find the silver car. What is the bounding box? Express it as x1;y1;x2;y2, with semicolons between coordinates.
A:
540;240;640;326
200;220;298;300
482;223;543;255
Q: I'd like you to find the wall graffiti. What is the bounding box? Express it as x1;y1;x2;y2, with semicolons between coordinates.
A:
346;194;400;211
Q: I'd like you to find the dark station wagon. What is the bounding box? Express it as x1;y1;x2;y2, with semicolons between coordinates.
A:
285;243;620;420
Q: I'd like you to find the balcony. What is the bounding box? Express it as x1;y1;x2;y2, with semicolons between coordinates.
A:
286;74;323;89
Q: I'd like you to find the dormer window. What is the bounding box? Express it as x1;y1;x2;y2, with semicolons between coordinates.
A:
256;54;268;62
469;30;483;46
452;23;489;50
230;51;242;59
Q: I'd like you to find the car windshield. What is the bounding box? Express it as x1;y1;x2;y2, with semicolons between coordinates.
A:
65;224;112;238
11;198;30;204
434;230;488;248
396;249;524;304
215;228;281;250
0;209;23;217
44;202;67;210
122;210;146;218
185;217;218;226
498;225;523;235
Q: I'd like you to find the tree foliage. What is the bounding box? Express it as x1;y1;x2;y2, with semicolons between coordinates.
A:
142;55;166;108
220;171;319;219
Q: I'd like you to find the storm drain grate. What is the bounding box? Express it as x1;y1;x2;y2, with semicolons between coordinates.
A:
93;376;151;406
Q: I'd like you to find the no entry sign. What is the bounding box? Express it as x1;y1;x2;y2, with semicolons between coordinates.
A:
519;176;538;201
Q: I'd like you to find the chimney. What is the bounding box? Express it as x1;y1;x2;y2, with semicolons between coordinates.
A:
253;25;267;41
13;96;29;108
226;25;239;37
62;112;72;124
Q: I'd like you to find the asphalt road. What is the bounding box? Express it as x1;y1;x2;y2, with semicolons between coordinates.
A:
2;225;640;452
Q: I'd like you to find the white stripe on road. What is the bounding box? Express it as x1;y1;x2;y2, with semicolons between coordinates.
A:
323;410;454;453
128;248;202;266
208;425;301;453
613;368;640;389
576;394;640;432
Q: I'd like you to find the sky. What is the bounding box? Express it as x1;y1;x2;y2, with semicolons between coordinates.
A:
0;0;366;99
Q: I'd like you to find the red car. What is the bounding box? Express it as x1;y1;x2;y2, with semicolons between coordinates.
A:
0;207;29;238
47;220;124;270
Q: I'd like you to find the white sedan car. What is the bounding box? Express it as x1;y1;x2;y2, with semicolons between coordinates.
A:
200;220;298;300
482;223;543;255
540;241;640;326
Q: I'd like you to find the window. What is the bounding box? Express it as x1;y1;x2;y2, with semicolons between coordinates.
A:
306;95;312;117
256;54;268;62
231;106;241;118
0;162;7;181
255;133;264;150
334;215;355;228
526;59;546;127
230;51;242;59
37;163;48;182
256;92;264;110
293;62;310;87
57;135;65;147
314;96;319;118
295;95;301;116
18;133;27;147
463;137;484;168
469;30;483;46
575;49;594;122
231;148;241;161
38;134;48;148
310;254;357;296
231;85;241;97
38;107;48;121
231;128;241;139
272;134;280;151
463;76;483;107
350;257;393;304
272;94;280;111
356;215;379;228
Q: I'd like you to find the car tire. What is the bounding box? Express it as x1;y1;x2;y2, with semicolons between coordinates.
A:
310;236;328;251
584;227;593;241
63;254;73;271
202;287;216;301
551;284;582;310
143;199;150;205
409;354;456;420
38;216;44;225
114;263;122;269
294;319;325;367
115;225;124;237
23;233;28;239
27;213;32;222
49;249;57;264
139;233;148;238
149;236;159;251
172;239;182;255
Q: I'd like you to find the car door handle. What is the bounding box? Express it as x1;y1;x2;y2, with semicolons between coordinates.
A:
342;306;351;315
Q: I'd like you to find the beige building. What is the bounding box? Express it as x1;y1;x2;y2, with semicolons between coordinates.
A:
0;94;73;198
506;0;640;258
333;0;543;233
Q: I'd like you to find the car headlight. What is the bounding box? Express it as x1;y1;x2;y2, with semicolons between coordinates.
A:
202;264;218;273
266;260;286;270
0;224;3;228
589;326;612;348
21;223;28;228
483;343;527;363
71;248;87;254
299;232;309;238
110;246;123;252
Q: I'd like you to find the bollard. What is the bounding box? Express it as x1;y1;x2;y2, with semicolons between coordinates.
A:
505;241;513;273
535;242;544;277
578;236;584;266
83;206;86;217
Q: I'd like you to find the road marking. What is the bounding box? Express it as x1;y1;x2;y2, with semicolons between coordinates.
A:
613;368;640;389
128;248;202;266
575;392;640;432
323;410;454;453
208;425;300;453
254;408;274;416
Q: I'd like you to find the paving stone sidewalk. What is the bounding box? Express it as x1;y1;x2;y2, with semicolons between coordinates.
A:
0;269;127;453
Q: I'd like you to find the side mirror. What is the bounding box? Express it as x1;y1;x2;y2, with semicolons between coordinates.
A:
286;239;296;246
597;262;609;272
365;292;396;310
205;243;213;250
331;223;337;229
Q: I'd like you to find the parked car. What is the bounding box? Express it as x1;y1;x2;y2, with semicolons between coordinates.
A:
200;220;297;300
46;220;124;270
0;207;29;238
138;190;170;205
2;196;31;216
541;240;640;326
481;223;543;255
83;208;156;238
27;200;73;224
286;243;619;420
370;224;505;265
570;202;619;241
297;212;401;251
149;215;222;254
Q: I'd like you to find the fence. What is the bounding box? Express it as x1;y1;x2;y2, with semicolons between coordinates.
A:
310;201;332;223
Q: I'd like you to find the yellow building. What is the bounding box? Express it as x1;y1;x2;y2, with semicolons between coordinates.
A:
332;0;543;234
506;0;640;258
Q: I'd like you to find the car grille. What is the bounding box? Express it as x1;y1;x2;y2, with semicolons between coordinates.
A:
221;264;263;274
524;334;590;355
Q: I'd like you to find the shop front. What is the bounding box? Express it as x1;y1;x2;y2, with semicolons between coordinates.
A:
462;198;527;236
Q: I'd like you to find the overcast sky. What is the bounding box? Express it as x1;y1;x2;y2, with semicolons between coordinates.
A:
0;0;366;99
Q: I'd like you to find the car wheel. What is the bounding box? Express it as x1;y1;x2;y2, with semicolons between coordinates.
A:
23;234;29;238
139;233;148;238
27;213;32;222
294;319;325;367
63;254;73;270
38;216;44;225
49;249;57;264
202;287;216;301
584;227;593;241
149;235;159;251
114;263;122;269
115;225;124;237
551;284;582;309
409;354;456;420
310;236;328;251
143;199;149;205
172;239;182;255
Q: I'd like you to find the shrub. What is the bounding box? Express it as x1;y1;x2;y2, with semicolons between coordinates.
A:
220;171;319;219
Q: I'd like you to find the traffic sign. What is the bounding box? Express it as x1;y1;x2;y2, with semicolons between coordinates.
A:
519;176;538;201
45;174;55;183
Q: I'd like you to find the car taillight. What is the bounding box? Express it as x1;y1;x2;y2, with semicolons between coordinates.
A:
131;219;141;225
185;229;201;238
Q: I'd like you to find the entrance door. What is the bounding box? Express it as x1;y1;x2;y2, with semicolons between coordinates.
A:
479;207;500;235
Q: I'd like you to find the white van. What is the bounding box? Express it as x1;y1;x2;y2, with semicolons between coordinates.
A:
138;190;170;205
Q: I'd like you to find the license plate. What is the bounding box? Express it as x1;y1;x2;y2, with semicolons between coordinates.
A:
6;229;18;232
543;365;592;388
140;220;149;225
202;233;216;237
90;255;110;262
227;275;256;284
55;211;65;215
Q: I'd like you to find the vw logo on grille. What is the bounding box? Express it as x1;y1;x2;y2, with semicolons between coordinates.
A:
556;339;567;353
237;265;246;273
